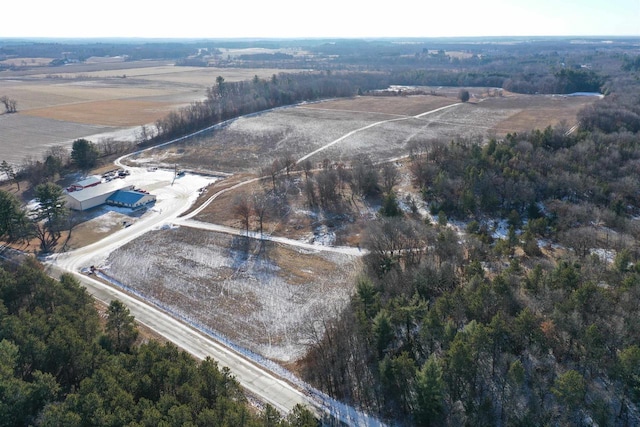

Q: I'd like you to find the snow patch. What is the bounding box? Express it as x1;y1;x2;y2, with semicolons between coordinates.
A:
590;248;616;264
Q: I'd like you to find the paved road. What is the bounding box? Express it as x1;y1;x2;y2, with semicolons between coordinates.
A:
46;254;385;426
44;263;311;415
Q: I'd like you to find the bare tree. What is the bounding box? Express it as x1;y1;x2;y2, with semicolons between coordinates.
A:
351;156;379;198
0;96;17;113
233;194;252;236
304;178;317;207
44;145;69;167
21;156;46;187
316;169;339;208
136;124;155;144
262;159;282;193
381;162;400;195
252;191;269;236
281;152;296;179
302;159;314;181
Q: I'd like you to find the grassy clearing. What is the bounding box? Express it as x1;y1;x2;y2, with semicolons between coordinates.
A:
138;93;596;176
105;226;361;363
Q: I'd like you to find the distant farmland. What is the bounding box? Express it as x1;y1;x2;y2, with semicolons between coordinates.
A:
0;62;303;165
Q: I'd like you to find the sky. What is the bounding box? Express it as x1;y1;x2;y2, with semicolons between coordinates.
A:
3;0;639;39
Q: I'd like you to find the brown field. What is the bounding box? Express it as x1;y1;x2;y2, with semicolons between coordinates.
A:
302;94;457;116
0;114;114;165
135;92;598;176
105;226;361;362
0;62;306;165
0;57;53;67
22;99;177;126
489;95;597;134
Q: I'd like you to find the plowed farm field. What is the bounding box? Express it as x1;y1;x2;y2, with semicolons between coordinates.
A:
0;62;302;165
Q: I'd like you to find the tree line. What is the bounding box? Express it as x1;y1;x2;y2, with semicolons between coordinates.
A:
2;136;134;192
146;72;390;143
0;259;319;426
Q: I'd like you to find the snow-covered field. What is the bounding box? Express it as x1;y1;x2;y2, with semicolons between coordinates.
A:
103;226;360;362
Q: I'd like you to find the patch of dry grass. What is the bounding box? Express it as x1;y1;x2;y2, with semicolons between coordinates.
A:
22;99;176;126
302;94;457;116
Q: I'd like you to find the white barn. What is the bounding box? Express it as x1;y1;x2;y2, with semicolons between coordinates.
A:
65;182;133;211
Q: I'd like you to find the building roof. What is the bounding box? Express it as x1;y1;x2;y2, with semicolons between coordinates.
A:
73;175;101;188
107;190;154;205
66;182;132;203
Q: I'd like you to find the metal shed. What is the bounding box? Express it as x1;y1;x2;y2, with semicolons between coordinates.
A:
65;183;133;211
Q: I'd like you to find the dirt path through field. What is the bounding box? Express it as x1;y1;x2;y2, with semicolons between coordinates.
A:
175;219;366;256
296;102;461;163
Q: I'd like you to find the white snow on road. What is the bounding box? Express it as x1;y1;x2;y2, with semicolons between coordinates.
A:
50;167;218;270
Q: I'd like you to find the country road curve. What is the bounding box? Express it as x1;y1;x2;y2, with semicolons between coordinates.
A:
39;98;466;426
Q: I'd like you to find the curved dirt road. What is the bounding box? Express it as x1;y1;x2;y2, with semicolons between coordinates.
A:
45;100;464;426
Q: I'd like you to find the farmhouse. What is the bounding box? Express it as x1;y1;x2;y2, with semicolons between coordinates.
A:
65;181;133;211
106;190;156;209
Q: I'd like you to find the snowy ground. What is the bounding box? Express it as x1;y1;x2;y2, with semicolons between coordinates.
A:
103;226;361;362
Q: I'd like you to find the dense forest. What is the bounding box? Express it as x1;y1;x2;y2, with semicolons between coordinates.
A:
0;259;318;426
298;49;640;426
